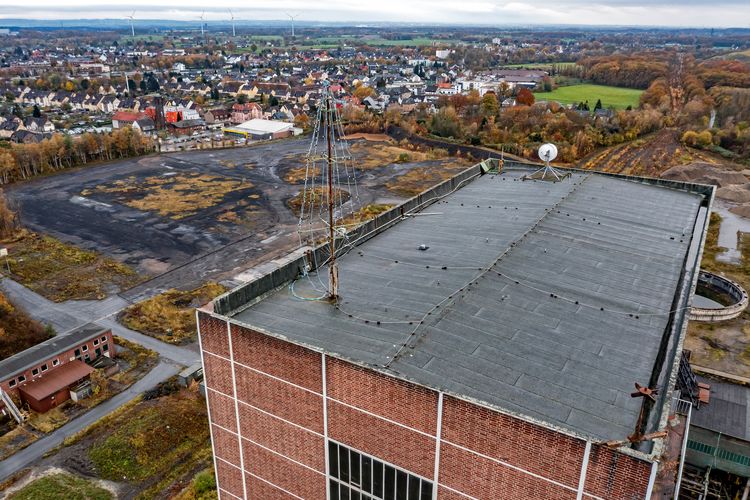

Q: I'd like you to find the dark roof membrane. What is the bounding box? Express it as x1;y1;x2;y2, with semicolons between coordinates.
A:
232;168;705;441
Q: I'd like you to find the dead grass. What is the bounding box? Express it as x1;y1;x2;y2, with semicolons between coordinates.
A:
0;425;38;461
339;204;395;229
385;161;471;197
577;129;721;177
118;283;226;344
27;407;69;433
288;187;351;217
283;141;452;183
0;230;141;302
82;173;252;220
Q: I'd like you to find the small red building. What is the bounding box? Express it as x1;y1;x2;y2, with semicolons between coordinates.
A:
0;323;115;414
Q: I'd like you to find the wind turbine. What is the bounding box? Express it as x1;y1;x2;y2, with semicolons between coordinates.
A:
228;9;235;37
125;10;135;37
286;12;300;38
199;11;205;37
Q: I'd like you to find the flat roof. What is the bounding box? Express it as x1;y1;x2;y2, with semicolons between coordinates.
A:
18;359;94;401
692;375;750;441
231;119;292;134
221;165;709;441
0;323;108;381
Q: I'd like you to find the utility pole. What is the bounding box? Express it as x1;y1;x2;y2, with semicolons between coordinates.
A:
325;87;338;300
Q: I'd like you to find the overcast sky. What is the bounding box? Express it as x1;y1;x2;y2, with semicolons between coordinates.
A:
0;1;748;28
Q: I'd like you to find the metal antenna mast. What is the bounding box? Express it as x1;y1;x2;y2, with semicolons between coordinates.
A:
295;81;361;302
324;86;338;300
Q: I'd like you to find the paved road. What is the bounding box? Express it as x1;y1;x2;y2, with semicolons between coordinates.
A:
0;361;180;482
0;278;199;366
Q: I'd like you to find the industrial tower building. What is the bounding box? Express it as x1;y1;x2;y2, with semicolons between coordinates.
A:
198;160;712;499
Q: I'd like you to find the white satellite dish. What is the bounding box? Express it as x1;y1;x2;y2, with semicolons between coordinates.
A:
523;142;569;182
538;143;558;163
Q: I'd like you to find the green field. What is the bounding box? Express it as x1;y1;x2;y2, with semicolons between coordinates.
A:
534;84;643;110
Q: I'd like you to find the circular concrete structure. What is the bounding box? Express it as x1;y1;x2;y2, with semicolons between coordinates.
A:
689;271;748;322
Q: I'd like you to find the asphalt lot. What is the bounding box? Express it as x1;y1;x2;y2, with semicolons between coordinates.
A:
6;138;446;302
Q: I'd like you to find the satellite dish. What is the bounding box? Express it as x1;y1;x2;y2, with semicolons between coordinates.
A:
538;143;558;163
523;142;569;182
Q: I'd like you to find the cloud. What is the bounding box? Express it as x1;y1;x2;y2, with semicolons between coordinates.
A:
0;0;747;27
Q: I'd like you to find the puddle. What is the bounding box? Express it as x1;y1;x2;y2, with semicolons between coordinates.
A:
714;200;750;264
692;295;726;309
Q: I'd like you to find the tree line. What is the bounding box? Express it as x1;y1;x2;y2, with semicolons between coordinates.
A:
0;127;156;185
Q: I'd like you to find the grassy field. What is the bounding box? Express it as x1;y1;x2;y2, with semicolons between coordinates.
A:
86;387;212;498
8;472;112;500
534;84;643;110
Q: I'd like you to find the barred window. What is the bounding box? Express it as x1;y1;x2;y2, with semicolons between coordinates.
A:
328;441;433;500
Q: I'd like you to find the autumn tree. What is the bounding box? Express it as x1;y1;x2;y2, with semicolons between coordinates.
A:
480;93;499;118
516;88;535;106
353;85;376;100
429;106;462;139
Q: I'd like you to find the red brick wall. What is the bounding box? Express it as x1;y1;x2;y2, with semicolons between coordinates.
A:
200;317;327;499
440;396;584;487
200;315;656;499
585;445;653;500
326;357;438;434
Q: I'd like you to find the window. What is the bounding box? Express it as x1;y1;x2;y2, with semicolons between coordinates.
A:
81;345;88;352
41;363;48;372
18;375;25;383
328;441;432;500
74;348;81;357
84;354;90;361
8;379;16;388
101;336;107;343
31;368;39;376
52;359;59;367
103;344;109;352
93;339;99;346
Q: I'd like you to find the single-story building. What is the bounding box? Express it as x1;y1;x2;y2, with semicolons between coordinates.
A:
17;360;95;413
223;118;295;140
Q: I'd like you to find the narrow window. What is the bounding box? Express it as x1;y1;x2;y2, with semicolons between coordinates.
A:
52;359;59;366
8;379;16;388
18;375;25;382
93;339;99;346
329;441;339;478
82;345;88;352
41;364;48;372
31;368;39;376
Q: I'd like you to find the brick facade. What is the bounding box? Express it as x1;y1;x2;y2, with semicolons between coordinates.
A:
199;312;655;499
